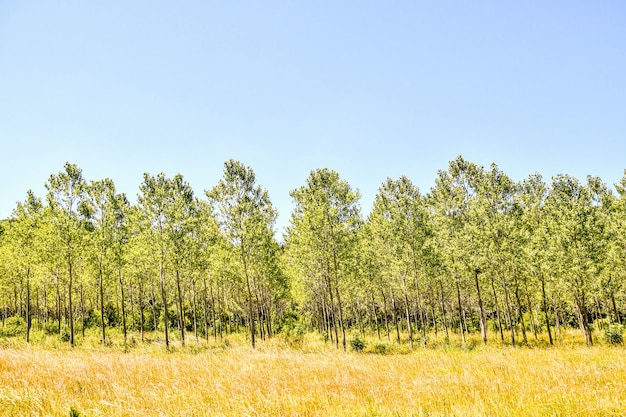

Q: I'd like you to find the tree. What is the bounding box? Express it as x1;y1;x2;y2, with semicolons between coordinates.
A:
545;175;606;346
428;156;482;344
83;178;130;345
206;160;280;349
368;176;432;348
285;168;361;350
2;191;44;342
45;162;89;347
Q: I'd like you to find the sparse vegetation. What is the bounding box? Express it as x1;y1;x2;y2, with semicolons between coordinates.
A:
605;323;624;345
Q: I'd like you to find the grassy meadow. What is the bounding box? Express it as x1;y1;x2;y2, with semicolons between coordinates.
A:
0;330;625;417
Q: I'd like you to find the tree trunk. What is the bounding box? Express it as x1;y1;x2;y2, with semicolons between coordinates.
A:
335;284;347;351
439;280;449;339
401;274;413;350
371;294;381;340
191;279;198;344
391;293;401;344
513;275;527;345
80;284;86;339
119;269;127;346
541;275;553;345
381;288;390;342
474;269;487;344
456;280;465;344
56;270;61;334
25;269;31;344
611;290;621;325
175;269;185;347
151;273;158;338
160;261;169;350
490;276;504;341
68;258;75;347
99;260;106;345
503;280;515;346
138;277;145;342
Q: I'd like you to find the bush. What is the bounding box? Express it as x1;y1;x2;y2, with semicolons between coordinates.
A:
350;336;365;352
604;324;624;345
372;342;387;354
2;316;25;337
44;321;60;335
280;311;307;348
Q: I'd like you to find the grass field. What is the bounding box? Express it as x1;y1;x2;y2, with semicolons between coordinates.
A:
0;331;625;416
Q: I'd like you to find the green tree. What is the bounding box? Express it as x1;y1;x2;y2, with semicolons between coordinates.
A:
45;162;89;347
2;191;45;342
285;168;361;351
545;175;606;346
368;176;432;348
206;160;280;349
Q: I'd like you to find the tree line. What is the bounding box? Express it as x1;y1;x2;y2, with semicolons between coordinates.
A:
1;156;624;349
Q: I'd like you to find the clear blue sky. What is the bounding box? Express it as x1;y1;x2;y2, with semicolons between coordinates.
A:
1;1;625;235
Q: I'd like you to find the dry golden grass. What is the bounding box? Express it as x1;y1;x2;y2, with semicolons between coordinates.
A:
0;332;625;416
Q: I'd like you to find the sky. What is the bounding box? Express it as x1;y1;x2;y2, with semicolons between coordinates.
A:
1;1;625;235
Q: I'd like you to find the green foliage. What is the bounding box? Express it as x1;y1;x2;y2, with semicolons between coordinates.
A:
1;316;25;336
371;342;387;354
350;336;365;352
604;324;624;345
69;406;81;417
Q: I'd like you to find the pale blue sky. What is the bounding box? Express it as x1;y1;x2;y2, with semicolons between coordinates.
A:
1;1;625;234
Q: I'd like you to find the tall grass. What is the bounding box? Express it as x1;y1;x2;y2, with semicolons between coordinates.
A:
0;330;624;416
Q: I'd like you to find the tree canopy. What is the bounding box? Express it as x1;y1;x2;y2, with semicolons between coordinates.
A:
1;157;625;349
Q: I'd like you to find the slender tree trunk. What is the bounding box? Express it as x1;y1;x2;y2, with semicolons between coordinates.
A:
160;260;169;350
80;284;86;339
381;288;390;342
68;258;75;347
575;286;593;346
513;275;527;345
391;294;401;344
202;276;209;343
401;274;413;350
99;260;106;345
611;290;621;325
56;270;61;334
553;296;562;340
524;283;538;341
439;280;449;339
119;269;127;346
151;273;158;338
335;284;347;351
456;280;465;344
138;277;145;342
191;279;198;344
474;269;487;344
413;272;428;348
503;279;515;346
175;269;185;347
490;276;504;341
208;278;216;341
371;294;381;340
25;269;31;343
541;275;553;345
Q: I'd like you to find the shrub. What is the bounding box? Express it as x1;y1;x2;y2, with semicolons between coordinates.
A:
44;321;60;335
350;336;365;352
604;324;624;345
60;329;71;342
2;316;25;337
280;312;307;348
372;342;387;354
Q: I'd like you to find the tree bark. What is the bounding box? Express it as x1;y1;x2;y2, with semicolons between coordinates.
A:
474;269;487;344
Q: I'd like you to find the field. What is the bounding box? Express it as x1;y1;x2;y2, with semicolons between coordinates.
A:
0;331;625;417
